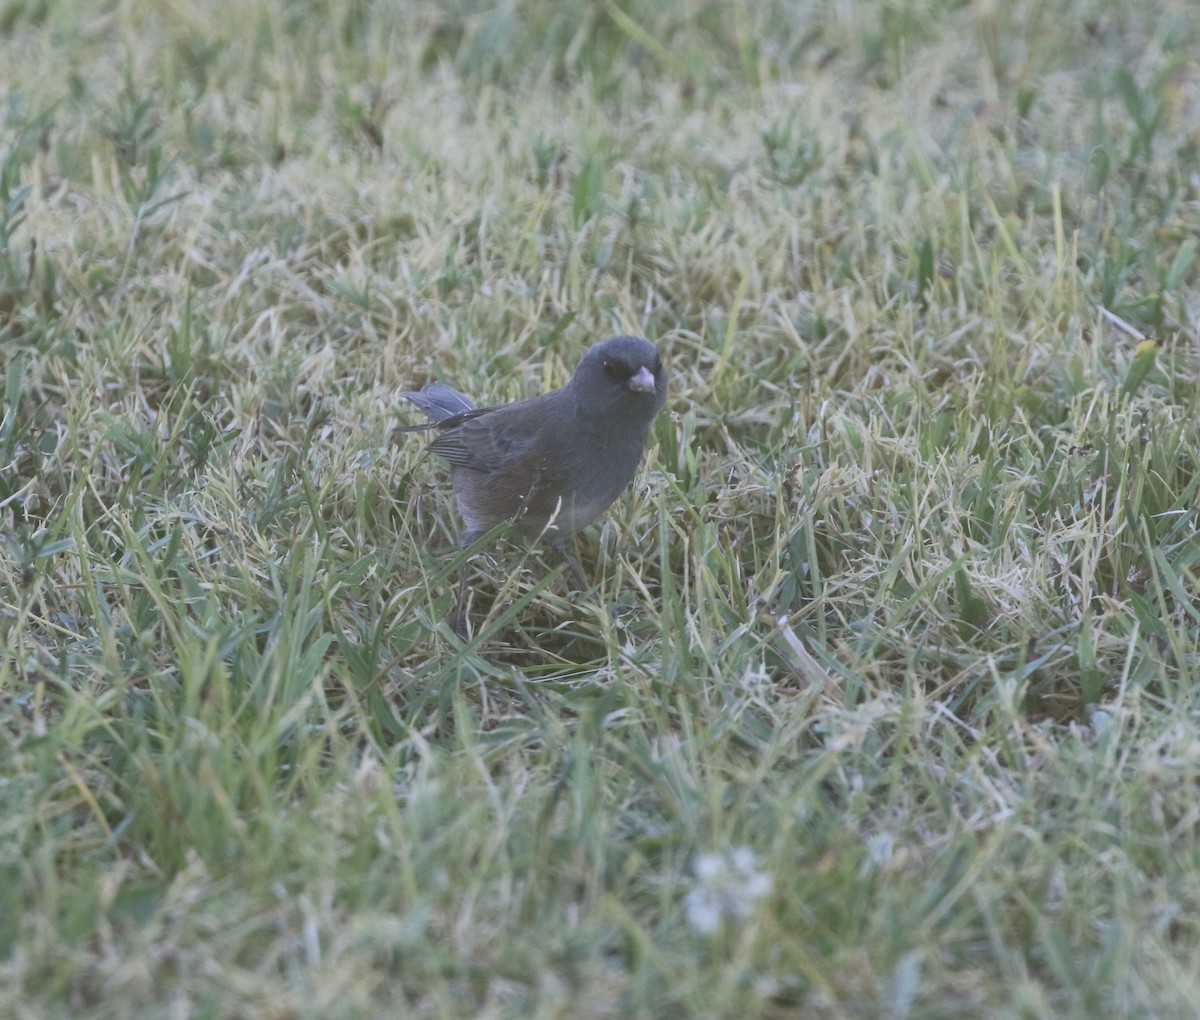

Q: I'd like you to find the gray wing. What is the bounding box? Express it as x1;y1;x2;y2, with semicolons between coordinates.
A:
427;409;541;472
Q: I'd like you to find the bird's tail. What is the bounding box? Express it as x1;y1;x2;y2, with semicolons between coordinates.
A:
397;382;477;430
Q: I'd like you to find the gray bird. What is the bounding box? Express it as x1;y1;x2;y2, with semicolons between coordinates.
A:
398;334;668;634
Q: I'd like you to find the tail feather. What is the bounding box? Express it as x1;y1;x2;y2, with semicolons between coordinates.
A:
402;382;477;422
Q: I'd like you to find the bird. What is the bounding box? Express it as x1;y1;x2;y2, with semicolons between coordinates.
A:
397;334;668;635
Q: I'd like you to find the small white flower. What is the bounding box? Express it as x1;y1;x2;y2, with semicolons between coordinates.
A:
693;853;725;881
729;846;757;872
684;887;723;934
864;832;894;870
684;846;772;934
1089;708;1112;736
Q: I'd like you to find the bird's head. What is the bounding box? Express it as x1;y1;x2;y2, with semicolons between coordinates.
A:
570;335;668;424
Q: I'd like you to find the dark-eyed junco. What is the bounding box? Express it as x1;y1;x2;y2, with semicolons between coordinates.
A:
398;334;668;633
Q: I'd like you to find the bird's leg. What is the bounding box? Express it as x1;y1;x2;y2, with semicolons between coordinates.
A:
552;540;588;591
533;492;588;590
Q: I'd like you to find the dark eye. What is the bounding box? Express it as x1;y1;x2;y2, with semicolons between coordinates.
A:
602;361;618;379
653;356;663;373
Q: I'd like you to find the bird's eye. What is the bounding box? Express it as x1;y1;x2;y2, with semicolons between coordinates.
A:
602;361;618;379
654;356;663;373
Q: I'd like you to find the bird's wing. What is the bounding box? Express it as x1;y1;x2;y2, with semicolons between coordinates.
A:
427;407;544;472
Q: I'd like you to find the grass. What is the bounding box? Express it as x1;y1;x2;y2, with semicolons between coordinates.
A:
3;0;1200;1015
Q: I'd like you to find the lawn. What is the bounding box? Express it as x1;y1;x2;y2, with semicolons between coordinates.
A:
3;0;1200;1016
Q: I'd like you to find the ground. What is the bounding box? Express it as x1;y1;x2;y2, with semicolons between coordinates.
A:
2;1;1200;1016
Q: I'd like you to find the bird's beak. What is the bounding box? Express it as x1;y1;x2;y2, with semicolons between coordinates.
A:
627;366;656;393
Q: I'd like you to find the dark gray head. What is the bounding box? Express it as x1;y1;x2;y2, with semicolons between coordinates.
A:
568;335;667;425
